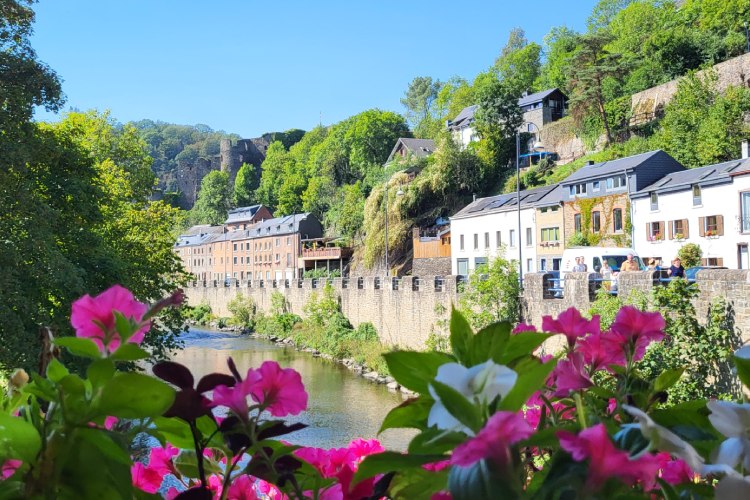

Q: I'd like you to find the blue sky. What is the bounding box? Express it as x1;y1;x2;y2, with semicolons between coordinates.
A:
31;0;598;138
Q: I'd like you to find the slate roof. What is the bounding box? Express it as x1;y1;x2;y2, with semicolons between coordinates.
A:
633;158;749;197
226;204;264;224
180;224;224;237
447;105;478;130
175;230;221;247
561;150;676;184
386;138;436;162
518;88;559;107
451;184;559;219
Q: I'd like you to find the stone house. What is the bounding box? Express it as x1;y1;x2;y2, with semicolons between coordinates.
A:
450;185;559;276
560;150;685;248
632;153;750;268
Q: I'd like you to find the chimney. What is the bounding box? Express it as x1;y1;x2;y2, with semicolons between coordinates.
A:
743;140;749;159
472;193;476;202
586;160;595;166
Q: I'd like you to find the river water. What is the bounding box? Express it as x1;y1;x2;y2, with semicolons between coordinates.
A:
171;328;414;450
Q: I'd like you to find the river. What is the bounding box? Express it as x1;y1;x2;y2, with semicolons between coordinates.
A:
171;328;415;451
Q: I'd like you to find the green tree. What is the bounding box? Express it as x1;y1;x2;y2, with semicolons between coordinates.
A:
568;31;624;145
536;26;580;93
587;0;634;31
256;141;292;209
459;256;521;329
190;170;231;225
494;28;542;95
233;162;258;207
401;76;442;138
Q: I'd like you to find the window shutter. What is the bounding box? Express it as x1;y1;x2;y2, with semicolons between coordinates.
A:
668;221;674;240
659;221;665;240
699;217;705;237
717;258;724;266
717;215;724;236
701;258;707;266
683;219;689;239
646;223;650;238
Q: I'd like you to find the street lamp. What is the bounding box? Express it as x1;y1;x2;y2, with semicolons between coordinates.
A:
515;123;545;290
384;180;405;275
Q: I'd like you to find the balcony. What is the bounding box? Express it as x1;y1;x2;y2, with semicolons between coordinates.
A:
300;246;353;261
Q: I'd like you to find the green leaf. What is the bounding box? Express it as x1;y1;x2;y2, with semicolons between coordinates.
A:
430;380;482;434
408;428;467;455
467;322;509;367
379;397;432;433
383;351;453;394
109;343;149;362
113;311;135;342
498;358;557;412
96;373;175;419
499;333;552;365
151;417;195;449
55;337;102;359
653;368;685;393
77;427;131;465
735;355;750;389
448;459;519;500
0;414;41;462
87;359;116;388
46;358;69;382
353;451;445;483
389;466;449;500
450;307;473;365
174;449;222;479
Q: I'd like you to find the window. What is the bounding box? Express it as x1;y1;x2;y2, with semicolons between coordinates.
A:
510;230;516;247
287;237;291;245
496;231;501;247
700;215;723;236
550;205;559;212
233;243;237;251
540;259;547;271
541;227;560;242
473;233;479;250
592;211;601;232
527;259;533;272
650;192;658;211
574;213;582;233
526;227;533;247
246;243;250;250
742;192;750;233
647;221;664;241
704;257;724;266
457;258;469;276
670;219;688;240
474;257;487;269
552;258;561;271
233;257;237;264
569;183;587;196
484;232;490;249
613;208;623;232
275;238;280;247
692;185;701;206
460;234;465;251
593;181;601;191
606;175;626;190
287;253;292;266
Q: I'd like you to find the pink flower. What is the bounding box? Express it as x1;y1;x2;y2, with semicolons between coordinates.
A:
451;411;533;467
295;446;355;478
1;460;21;480
551;352;592;397
575;332;626;371
606;398;617;415
609;307;666;361
432;493;452;500
512;323;537;334
104;416;118;430
256;478;285;499
247;361;307;417
226;474;261;500
423;460;451;472
166;487;181;499
558;424;661;491
71;285;150;354
542;308;600;347
212;377;255;417
656;452;696;485
131;462;163;494
148;444;179;477
347;438;384;462
208;474;224;497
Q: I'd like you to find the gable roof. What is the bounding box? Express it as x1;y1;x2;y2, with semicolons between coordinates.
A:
386;138;436;163
225;204;265;224
451;185;559;219
518;88;562;107
634;158;749;197
447;105;478;130
561;150;676;184
179;224;225;237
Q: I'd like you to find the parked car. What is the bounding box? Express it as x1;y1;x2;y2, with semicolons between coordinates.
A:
684;266;728;282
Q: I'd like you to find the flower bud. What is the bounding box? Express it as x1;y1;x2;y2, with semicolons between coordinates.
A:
10;369;29;389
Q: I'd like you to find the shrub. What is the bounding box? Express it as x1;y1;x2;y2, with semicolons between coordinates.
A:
677;242;703;268
184;302;213;325
459;255;520;329
227;293;256;329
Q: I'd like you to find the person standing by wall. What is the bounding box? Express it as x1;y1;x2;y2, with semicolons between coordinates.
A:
668;257;685;278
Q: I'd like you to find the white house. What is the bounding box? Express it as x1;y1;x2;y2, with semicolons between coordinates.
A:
631;157;750;269
450;185;559;275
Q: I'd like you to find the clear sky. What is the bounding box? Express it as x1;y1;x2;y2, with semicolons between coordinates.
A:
31;0;598;138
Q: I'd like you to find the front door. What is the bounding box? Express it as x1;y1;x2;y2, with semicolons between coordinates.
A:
740;244;749;269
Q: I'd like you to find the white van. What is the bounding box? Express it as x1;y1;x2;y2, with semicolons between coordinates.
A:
561;247;644;275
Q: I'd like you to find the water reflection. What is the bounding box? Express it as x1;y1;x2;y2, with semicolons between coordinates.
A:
172;329;415;450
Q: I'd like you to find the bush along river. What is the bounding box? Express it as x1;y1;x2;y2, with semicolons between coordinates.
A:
171;328;415;450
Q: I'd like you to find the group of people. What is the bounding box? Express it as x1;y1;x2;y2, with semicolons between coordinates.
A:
571;254;686;278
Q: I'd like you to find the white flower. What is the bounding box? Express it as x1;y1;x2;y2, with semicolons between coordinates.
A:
622;404;704;472
427;361;517;433
707;400;750;470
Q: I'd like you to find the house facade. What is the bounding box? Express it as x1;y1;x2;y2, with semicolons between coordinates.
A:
560;150;685;248
533;185;566;272
412;220;452;276
632;158;750;268
450;185;558;275
225;204;274;231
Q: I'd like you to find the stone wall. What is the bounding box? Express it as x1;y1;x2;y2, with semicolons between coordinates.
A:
186;270;750;350
412;257;451;277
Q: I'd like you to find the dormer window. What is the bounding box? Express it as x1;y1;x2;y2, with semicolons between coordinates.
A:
569;183;587;196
